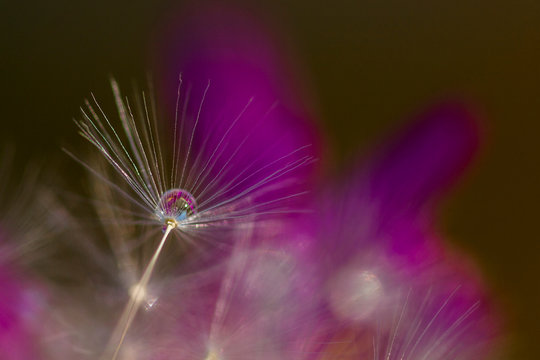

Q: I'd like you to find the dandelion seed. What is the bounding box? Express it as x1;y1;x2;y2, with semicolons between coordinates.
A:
69;76;315;358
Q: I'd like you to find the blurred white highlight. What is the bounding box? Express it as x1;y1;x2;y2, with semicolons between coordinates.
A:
328;268;383;322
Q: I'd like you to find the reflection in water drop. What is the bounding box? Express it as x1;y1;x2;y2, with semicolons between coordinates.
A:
155;188;197;226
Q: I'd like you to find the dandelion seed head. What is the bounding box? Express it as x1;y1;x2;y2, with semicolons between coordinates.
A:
155;188;197;228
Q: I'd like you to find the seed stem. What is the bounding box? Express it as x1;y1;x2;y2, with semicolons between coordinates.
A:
103;224;175;360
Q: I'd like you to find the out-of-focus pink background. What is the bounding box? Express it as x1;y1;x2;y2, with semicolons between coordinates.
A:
2;1;538;358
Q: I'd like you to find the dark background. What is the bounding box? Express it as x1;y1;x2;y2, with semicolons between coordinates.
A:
2;1;539;358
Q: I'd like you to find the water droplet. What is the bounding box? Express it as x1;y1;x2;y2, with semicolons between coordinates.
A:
156;189;197;226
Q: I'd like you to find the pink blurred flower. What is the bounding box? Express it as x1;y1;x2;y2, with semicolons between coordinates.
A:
143;2;502;359
3;1;502;359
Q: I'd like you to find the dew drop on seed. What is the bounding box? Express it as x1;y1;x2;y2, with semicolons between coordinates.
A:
156;188;197;226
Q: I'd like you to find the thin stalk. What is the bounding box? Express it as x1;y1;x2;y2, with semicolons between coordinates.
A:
103;224;175;360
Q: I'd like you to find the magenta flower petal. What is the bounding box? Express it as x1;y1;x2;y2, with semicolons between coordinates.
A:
311;168;445;273
0;259;44;359
308;102;482;271
151;2;320;214
313;102;481;263
368;102;481;219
